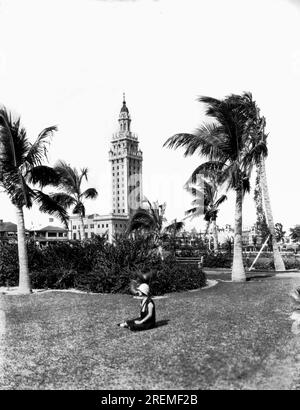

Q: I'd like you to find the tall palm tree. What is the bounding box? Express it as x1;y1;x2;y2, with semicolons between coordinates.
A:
184;164;227;253
258;130;285;270
242;102;285;271
51;160;98;240
253;162;270;244
0;107;68;294
164;93;267;282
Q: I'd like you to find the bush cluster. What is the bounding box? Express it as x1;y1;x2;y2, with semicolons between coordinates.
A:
203;252;232;268
0;236;206;295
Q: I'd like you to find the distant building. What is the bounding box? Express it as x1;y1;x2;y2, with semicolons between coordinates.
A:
242;225;263;250
69;213;128;241
69;95;143;242
0;220;19;242
29;225;69;246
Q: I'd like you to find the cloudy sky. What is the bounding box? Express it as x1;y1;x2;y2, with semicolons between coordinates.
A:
0;0;299;232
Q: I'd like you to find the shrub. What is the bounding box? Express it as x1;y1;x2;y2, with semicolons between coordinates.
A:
0;242;19;286
149;256;206;295
0;236;207;295
203;252;232;268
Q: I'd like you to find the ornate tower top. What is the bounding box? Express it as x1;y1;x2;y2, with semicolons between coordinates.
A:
120;93;129;114
118;93;131;132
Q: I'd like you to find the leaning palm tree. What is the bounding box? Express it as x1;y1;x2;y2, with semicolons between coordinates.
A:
0;107;69;294
259;122;285;270
242;101;285;271
184;164;227;253
50;161;98;240
164;93;267;282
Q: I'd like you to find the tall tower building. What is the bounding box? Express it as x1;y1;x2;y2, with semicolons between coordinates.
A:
109;95;143;216
68;95;143;242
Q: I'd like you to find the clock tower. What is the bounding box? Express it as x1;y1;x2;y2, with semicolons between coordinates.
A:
109;95;143;216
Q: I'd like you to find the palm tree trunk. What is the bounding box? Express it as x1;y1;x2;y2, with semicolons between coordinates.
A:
15;205;31;294
212;219;218;253
260;158;285;271
204;220;211;251
232;183;246;282
80;215;85;241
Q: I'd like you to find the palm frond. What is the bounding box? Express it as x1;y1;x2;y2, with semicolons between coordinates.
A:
214;194;227;208
26;165;61;188
79;168;88;186
72;201;85;217
34;190;69;227
25;125;57;166
164;220;184;233
82;187;98;200
54;160;78;194
50;193;76;209
0;107;29;170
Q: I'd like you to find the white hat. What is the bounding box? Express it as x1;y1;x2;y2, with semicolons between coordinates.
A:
137;283;150;296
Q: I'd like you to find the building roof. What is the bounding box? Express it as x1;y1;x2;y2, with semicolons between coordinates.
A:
35;225;68;232
0;221;17;232
87;214;101;219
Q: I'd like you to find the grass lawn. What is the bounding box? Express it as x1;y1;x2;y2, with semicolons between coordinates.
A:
0;276;300;390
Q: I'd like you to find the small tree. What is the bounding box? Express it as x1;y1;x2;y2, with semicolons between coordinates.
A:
290;225;300;243
51;161;98;240
0;107;68;294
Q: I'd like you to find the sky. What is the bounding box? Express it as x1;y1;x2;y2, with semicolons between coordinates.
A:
0;0;299;232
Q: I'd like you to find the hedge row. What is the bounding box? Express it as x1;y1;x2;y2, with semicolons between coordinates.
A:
0;236;206;295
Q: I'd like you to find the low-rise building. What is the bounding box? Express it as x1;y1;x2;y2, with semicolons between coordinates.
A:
0;220;18;242
68;213;128;242
30;225;69;246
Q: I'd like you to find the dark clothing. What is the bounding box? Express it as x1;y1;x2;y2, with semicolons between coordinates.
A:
126;297;156;331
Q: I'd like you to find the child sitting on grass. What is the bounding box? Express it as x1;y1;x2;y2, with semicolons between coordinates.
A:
118;283;156;331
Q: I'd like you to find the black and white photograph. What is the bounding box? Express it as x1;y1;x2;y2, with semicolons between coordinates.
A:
0;0;300;396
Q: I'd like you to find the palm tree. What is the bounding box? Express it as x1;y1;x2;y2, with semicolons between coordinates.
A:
275;223;286;243
126;199;172;259
0;107;68;294
184;164;227;253
243;103;285;271
260;153;285;271
290;225;300;242
51;160;98;240
126;200;166;235
164;219;185;256
164;93;267;282
253;163;270;244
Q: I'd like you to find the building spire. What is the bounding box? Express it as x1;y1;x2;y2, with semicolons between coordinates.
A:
120;93;129;114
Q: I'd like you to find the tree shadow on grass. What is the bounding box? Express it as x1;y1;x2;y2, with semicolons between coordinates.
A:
246;274;275;281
